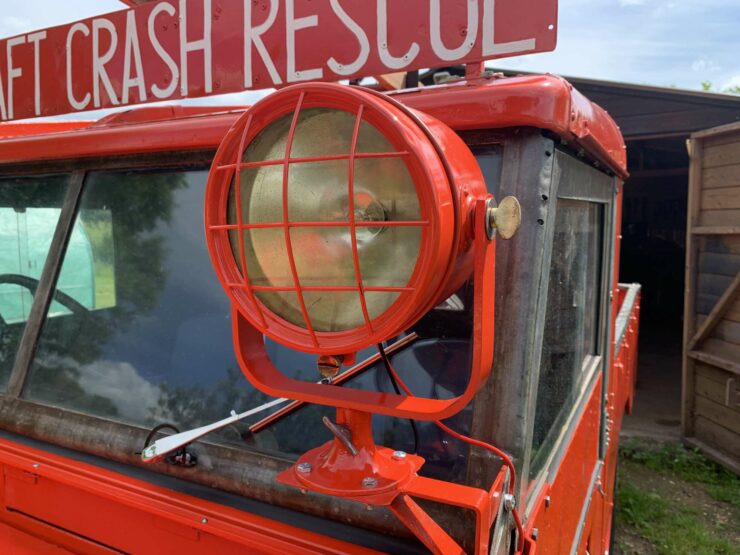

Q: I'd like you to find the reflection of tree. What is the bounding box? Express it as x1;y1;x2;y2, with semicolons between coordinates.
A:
154;367;264;443
27;172;187;415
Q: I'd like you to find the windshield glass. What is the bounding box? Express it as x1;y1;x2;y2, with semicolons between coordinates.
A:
18;167;480;483
0;174;71;390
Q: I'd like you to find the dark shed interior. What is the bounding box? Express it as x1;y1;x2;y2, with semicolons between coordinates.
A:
555;78;740;438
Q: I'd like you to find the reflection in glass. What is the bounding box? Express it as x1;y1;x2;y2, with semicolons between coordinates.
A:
0;175;70;390
530;199;603;474
25;170;264;443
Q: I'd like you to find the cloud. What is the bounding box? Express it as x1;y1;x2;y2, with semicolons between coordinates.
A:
0;16;31;37
722;75;740;90
691;59;722;73
76;360;171;423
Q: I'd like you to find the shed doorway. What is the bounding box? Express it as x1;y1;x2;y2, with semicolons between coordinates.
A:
619;137;688;438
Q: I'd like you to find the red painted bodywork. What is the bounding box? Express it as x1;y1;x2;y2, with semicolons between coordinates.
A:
0;75;637;554
0;75;627;179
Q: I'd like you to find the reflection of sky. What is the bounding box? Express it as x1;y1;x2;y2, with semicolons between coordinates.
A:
124;171;238;390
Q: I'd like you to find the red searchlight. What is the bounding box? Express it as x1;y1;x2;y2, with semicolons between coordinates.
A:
205;83;497;419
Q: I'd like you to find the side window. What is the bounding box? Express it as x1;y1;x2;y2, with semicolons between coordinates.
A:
23;169;260;440
0;175;70;390
529;199;604;475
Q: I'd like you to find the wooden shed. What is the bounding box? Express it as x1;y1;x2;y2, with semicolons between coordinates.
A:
683;121;740;473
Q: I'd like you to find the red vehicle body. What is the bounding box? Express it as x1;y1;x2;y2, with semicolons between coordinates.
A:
0;2;640;554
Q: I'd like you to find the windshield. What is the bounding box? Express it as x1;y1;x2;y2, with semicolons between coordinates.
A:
12;167;488;484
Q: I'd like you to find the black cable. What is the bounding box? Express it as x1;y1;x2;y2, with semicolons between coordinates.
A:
377;343;419;455
143;423;180;450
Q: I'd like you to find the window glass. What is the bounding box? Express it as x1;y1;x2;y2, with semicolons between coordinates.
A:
0;175;70;390
530;199;603;474
22;168;475;482
25;170;256;429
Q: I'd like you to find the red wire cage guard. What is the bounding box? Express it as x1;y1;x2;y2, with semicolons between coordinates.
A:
204;83;494;420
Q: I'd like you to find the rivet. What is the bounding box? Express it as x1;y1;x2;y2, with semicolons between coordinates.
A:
32;463;40;469
201;517;208;524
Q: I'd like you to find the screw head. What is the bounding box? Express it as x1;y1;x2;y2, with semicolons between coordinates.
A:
297;462;312;474
201;517;208;524
32;463;40;469
392;450;407;460
362;476;378;489
503;493;516;511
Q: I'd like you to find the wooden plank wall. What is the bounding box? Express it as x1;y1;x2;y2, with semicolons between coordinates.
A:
683;122;740;474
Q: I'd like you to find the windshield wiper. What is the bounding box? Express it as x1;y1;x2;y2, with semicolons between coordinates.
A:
141;332;419;463
249;333;419;433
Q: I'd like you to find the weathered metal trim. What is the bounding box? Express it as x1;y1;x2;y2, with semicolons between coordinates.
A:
522;149;614;515
468;132;558;502
7;171;86;397
599;178;619;459
615;284;642;356
569;460;604;555
0;395;424;542
524;356;602;518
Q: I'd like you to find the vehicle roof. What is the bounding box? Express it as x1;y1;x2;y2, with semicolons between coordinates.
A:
0;75;627;177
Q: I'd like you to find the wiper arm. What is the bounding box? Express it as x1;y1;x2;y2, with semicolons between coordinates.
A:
249;333;418;433
141;333;419;463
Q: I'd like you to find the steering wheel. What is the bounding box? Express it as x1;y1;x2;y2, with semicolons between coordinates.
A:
0;274;90;316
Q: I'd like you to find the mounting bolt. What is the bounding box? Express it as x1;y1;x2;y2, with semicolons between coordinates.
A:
544;495;551;508
392;450;407;460
201;517;208;524
297;462;312;474
503;493;516;512
362;476;378;489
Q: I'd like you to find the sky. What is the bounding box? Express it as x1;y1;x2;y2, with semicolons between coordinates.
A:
0;0;738;118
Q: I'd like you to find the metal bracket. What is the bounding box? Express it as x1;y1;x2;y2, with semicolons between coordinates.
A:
278;408;506;555
726;378;740;408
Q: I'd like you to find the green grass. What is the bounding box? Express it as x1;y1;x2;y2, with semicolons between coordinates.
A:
620;439;740;507
616;440;740;555
617;479;736;555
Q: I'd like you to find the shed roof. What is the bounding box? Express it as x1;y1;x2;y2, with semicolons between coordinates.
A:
501;73;740;141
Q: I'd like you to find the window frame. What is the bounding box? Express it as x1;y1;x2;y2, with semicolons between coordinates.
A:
522;148;618;516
